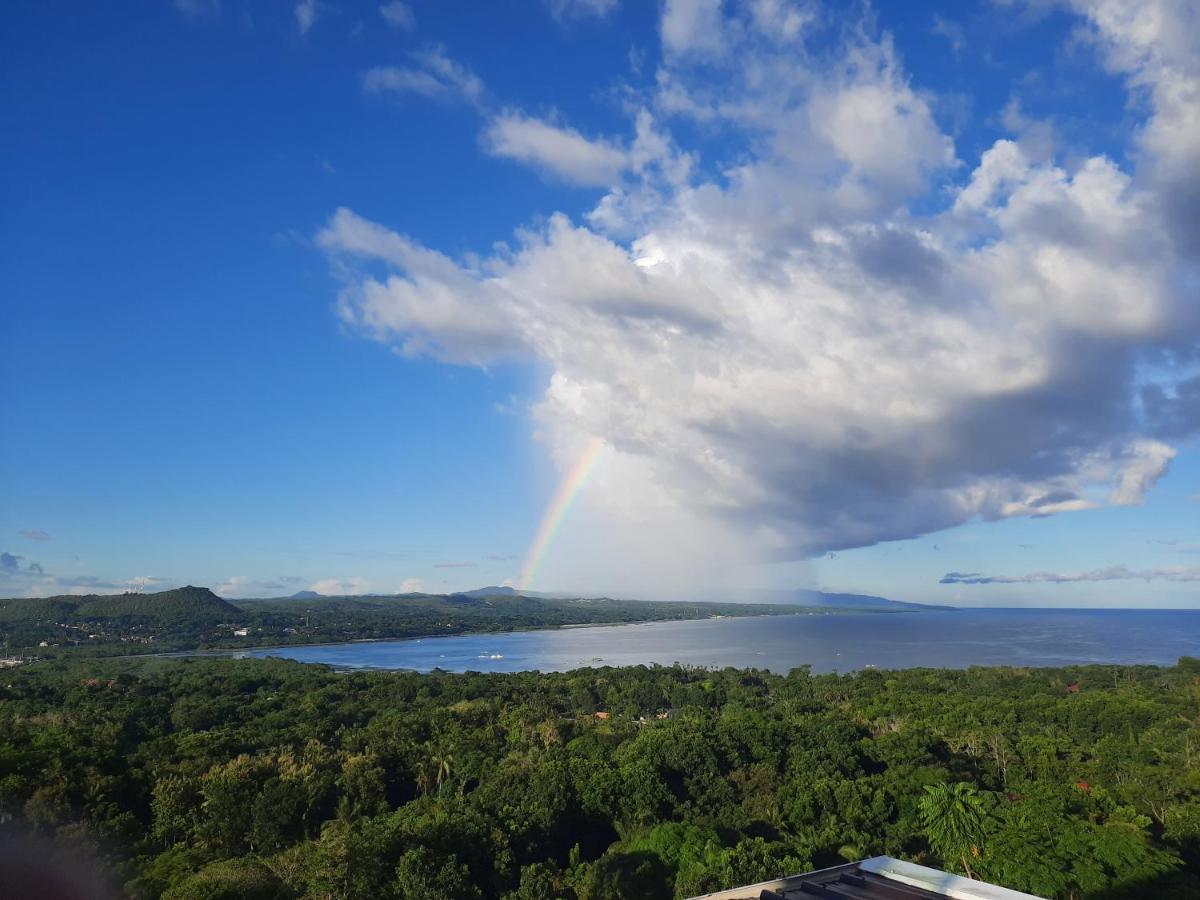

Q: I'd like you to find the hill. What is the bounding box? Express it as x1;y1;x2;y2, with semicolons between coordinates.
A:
458;585;572;600
459;585;519;598
0;586;240;624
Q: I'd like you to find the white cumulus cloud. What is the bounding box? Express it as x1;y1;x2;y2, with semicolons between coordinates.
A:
323;0;1200;575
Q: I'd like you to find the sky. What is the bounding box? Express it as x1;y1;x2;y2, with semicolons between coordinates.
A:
1;0;1198;607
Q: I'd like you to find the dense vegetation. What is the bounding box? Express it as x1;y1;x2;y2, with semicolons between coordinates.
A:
0;587;872;657
2;657;1197;899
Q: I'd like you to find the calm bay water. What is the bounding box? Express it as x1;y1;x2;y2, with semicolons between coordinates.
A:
246;609;1200;675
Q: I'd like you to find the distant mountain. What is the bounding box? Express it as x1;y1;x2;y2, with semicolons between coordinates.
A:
289;590;324;600
459;585;518;597
706;588;948;611
459;586;568;600
0;586;241;623
789;589;948;611
460;585;947;610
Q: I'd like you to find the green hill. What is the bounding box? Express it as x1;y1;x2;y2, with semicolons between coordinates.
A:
0;586;239;624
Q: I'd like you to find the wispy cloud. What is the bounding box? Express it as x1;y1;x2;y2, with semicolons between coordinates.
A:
18;529;52;542
363;47;484;106
544;0;619;23
294;0;320;36
433;561;477;569
379;1;414;30
0;559;176;597
941;565;1200;585
930;14;965;57
214;575;308;598
174;0;221;21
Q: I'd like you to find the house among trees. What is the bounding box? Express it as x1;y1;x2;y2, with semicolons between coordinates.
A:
690;856;1046;899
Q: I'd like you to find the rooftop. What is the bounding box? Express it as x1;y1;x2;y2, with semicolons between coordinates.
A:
688;856;1046;900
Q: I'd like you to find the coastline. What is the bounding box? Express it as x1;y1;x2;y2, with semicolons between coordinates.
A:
231;608;1200;676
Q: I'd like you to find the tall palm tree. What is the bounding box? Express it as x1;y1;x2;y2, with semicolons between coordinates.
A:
433;753;453;791
918;782;989;879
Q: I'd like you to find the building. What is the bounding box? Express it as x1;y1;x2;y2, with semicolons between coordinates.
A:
688;856;1045;900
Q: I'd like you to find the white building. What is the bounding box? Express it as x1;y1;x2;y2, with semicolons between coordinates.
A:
689;856;1045;900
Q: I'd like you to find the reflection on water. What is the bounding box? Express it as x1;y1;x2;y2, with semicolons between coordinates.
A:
248;608;1200;675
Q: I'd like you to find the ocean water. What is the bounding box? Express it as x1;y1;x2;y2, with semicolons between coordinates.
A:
246;609;1200;675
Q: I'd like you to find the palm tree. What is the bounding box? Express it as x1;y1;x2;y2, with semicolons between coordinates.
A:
433;753;453;792
918;782;989;879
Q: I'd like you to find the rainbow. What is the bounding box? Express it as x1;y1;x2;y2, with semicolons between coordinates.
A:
517;437;605;592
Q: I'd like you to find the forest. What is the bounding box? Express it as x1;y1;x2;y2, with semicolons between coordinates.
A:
1;656;1197;899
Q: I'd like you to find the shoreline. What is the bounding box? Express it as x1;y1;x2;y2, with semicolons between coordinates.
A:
99;608;819;662
222;609;1200;676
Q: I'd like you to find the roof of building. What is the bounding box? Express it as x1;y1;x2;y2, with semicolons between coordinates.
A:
688;856;1046;900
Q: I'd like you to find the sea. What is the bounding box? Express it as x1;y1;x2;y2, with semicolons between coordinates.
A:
244;608;1200;675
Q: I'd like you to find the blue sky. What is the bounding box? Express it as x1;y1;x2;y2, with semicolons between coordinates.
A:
2;1;1198;606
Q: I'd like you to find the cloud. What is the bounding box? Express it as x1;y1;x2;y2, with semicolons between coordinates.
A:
324;1;1200;572
51;576;126;594
660;0;726;57
18;529;52;542
214;576;307;598
295;0;319;35
379;1;414;29
363;47;484;106
930;14;966;57
174;0;221;20
399;578;424;592
485;553;519;561
545;0;619;22
0;563;172;598
1001;98;1058;162
941;565;1200;584
309;577;369;596
433;561;477;568
1142;374;1200;439
483;112;630;186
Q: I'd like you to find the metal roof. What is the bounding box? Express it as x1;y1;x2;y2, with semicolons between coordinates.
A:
688;857;1047;900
